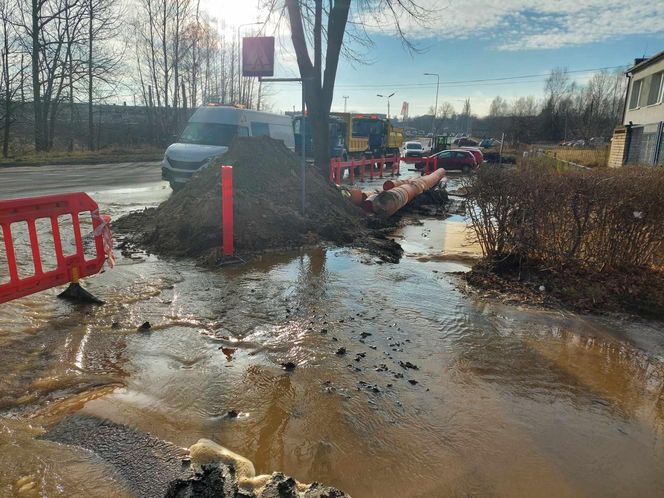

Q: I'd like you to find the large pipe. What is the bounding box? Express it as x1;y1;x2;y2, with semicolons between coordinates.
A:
383;178;411;191
362;193;378;213
372;168;446;218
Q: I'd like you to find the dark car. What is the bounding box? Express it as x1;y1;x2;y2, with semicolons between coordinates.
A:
422;149;477;172
452;137;478;147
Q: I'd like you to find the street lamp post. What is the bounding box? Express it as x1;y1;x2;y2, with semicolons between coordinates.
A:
343;95;349;112
424;72;439;134
237;21;262;105
377;92;395;118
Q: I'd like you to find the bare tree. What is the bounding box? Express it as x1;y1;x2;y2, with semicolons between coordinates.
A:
264;0;428;168
85;0;123;149
0;0;21;157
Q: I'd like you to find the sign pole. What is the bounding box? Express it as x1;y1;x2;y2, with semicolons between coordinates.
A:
301;83;306;215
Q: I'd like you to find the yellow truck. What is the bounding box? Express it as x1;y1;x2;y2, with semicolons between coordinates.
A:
331;112;403;159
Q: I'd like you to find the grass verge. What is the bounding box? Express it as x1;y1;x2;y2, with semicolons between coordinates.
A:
0;147;163;167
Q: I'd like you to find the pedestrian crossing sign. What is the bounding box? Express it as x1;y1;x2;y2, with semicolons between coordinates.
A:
242;37;275;77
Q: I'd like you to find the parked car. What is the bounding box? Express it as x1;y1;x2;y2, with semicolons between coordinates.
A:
403;141;424;158
161;104;295;190
424;149;477;172
452;137;478;147
460;146;484;164
479;138;501;148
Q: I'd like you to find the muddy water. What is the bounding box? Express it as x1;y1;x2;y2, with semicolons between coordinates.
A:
1;174;664;497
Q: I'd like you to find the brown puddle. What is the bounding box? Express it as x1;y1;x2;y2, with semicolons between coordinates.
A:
1;192;664;497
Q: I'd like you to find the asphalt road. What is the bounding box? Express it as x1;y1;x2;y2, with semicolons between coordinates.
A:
0;161;164;200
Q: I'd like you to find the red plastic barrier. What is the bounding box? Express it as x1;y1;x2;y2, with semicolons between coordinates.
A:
329;154;400;185
0;192;111;304
221;165;234;256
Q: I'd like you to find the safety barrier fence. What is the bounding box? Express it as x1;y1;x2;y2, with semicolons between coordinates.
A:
401;154;442;175
0;192;112;304
329;154;401;185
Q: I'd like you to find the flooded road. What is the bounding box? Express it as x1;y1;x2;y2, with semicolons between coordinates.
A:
1;167;664;497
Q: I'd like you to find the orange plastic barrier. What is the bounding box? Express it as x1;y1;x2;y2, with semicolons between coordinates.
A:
221;165;234;256
0;192;112;304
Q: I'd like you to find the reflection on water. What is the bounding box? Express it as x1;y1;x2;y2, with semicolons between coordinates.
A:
1;207;664;496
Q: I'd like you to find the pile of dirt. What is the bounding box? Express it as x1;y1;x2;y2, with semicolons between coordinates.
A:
116;137;402;263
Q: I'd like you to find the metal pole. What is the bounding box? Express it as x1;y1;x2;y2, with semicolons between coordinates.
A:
301;83;306;214
377;92;395;119
258;76;307;214
499;132;505;166
343;95;348;112
434;75;439;132
237;25;241;104
424;73;439;134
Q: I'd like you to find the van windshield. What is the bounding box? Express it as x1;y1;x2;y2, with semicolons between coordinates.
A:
178;122;246;146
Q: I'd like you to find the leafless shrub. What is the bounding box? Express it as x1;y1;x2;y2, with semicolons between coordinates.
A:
464;165;664;272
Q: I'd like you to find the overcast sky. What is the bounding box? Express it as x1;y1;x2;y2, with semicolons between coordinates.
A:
203;0;664;117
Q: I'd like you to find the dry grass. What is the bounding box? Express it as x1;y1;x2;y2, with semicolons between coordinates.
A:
0;147;163;167
543;146;609;168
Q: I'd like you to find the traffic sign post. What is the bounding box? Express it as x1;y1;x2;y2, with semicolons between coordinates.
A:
242;36;275;77
242;36;306;215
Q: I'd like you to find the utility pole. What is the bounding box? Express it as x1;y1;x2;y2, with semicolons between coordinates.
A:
377;92;395;119
424;72;439;134
343;95;348;112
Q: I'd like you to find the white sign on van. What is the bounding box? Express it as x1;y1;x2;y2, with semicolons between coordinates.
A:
242;37;274;77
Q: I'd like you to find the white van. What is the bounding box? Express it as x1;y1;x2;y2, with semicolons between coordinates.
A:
161;104;295;190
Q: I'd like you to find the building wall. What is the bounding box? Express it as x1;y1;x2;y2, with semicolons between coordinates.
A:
608;126;628;168
624;57;664;126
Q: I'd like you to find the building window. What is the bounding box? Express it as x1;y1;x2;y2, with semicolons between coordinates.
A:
629;79;642;109
646;71;663;106
627;125;659;165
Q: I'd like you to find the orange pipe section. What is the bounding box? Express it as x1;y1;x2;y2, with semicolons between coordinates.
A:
383;178;411;191
349;188;364;205
372;168;446;218
362;193;378;213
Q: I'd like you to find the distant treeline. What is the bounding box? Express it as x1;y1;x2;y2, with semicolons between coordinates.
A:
402;68;627;145
0;0;262;156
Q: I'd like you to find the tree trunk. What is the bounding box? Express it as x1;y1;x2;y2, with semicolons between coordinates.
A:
285;0;350;169
88;0;94;150
31;0;46;151
312;109;330;172
2;13;11;158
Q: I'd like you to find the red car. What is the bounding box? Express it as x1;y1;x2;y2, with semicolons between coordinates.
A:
459;147;484;164
423;149;477;172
